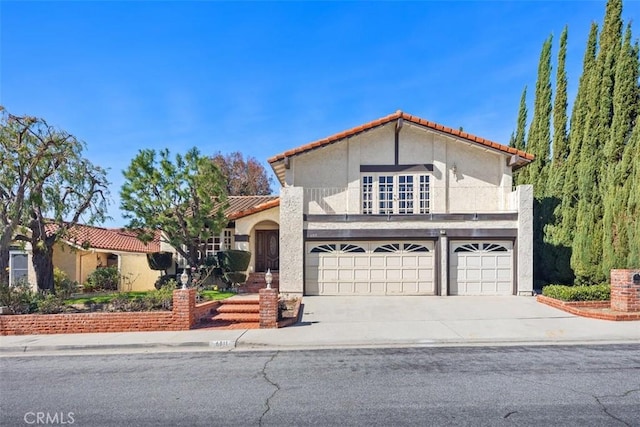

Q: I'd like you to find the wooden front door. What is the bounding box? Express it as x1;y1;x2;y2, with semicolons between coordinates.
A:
256;230;279;272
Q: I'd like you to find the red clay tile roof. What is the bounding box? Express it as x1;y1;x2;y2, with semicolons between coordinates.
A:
46;224;160;253
268;110;535;165
226;196;280;220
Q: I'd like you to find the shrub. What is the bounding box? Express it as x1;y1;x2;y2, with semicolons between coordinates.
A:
54;268;79;299
85;266;120;292
0;281;40;314
542;284;610;301
37;293;67;314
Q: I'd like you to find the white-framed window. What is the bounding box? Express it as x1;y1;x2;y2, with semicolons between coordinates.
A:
362;176;373;214
361;173;430;215
9;251;28;286
204;229;235;257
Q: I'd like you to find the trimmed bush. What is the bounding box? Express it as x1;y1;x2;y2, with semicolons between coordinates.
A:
542;284;610;301
85;266;120;292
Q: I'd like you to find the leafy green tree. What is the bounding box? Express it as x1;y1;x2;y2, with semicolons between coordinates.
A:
0;108;110;291
120;148;228;269
211;151;273;196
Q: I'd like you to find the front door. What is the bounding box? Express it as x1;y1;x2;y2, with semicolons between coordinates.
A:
256;230;279;272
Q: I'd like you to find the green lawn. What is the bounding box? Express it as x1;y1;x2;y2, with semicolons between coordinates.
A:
66;289;235;305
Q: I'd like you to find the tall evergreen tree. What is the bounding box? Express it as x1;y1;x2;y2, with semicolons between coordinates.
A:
510;86;528;186
623;117;640;267
602;25;640;273
551;27;569;169
551;23;599;248
543;26;573;285
519;36;553;197
514;87;528;152
572;0;623;283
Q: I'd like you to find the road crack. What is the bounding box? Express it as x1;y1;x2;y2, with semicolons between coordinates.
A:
593;389;640;427
259;352;280;427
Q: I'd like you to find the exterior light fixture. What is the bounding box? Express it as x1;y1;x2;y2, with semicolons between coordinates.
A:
265;268;273;290
180;267;189;290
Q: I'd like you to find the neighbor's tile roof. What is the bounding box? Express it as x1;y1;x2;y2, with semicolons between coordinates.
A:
268;110;535;164
225;196;280;220
46;223;160;253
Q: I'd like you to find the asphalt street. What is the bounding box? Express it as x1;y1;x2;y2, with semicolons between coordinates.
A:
1;344;639;426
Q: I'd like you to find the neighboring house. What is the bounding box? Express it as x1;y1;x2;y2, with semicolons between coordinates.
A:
7;225;162;291
51;224;162;291
266;110;535;296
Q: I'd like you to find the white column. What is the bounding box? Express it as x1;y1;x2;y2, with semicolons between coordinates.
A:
279;186;305;295
516;185;534;295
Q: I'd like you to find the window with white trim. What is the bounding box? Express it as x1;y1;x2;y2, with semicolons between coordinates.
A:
361;173;430;215
9;251;28;286
205;229;235;257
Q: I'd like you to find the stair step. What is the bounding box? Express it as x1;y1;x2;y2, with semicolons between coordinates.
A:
211;312;260;323
216;304;259;313
220;298;259;305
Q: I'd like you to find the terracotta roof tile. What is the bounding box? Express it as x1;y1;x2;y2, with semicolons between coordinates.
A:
268;111;535;165
46;224;160;253
223;196;280;219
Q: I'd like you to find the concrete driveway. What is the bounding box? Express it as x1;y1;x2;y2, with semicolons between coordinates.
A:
238;295;640;349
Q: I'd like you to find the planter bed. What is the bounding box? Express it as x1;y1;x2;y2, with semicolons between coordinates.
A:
537;295;640;321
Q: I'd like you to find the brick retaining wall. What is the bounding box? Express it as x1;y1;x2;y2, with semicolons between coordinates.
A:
1;289;201;336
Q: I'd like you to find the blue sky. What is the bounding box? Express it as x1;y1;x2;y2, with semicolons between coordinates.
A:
2;1;638;227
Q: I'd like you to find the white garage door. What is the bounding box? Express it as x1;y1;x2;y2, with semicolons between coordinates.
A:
450;241;513;295
306;241;435;295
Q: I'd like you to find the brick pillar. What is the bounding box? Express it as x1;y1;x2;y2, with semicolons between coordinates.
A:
611;269;640;312
172;289;197;329
259;288;278;329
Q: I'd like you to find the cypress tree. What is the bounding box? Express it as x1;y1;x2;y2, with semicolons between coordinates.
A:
511;86;528;186
520;35;553;197
543;26;572;284
623;117;640;267
602;25;640;273
514;87;528;152
550;23;599;249
551;27;569;169
572;0;623;284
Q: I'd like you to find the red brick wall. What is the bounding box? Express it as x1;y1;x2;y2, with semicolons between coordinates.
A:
259;288;278;329
611;269;640;312
0;289;198;336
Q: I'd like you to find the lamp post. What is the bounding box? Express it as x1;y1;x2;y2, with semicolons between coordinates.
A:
265;268;273;290
180;267;189;290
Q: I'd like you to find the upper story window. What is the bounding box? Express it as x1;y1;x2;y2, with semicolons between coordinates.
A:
361;173;430;215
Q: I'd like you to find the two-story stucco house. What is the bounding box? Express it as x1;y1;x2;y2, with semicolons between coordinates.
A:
264;110;534;297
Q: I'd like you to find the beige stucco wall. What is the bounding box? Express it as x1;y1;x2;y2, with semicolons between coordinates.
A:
290;122;514;215
279;187;304;295
119;253;160;291
235;207;280;273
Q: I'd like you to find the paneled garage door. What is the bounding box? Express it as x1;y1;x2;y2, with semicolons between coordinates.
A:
305;241;436;295
449;241;513;295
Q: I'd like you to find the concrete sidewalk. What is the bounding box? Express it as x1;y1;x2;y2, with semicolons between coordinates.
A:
1;296;639;355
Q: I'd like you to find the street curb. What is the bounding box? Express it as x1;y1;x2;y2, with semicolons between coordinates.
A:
0;340;236;354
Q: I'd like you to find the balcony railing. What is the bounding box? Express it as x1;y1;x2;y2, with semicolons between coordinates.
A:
303;186;518;215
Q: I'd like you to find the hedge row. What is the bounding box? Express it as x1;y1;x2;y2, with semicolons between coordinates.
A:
541;284;610;301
